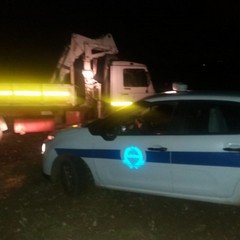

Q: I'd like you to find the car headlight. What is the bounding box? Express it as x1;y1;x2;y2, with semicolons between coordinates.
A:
41;134;55;154
41;143;46;154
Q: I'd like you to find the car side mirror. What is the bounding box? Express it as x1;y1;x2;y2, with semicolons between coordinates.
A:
101;126;118;141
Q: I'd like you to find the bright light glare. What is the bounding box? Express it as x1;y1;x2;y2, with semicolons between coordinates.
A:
41;143;46;154
13;91;41;96
0;90;70;97
47;135;55;140
0;117;8;131
14;119;55;133
82;70;94;79
43;91;70;96
164;90;177;94
42;135;55;154
0;91;12;96
111;101;133;107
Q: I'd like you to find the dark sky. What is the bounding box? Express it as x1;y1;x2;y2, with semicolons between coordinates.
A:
0;1;240;90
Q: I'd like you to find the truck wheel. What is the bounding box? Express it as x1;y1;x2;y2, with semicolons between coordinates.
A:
60;157;89;196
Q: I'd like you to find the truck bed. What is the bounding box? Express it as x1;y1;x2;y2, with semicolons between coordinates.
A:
0;83;76;107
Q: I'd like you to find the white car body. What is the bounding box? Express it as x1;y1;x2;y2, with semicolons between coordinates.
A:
42;91;240;205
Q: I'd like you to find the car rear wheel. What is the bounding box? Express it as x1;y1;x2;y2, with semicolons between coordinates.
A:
60;157;90;196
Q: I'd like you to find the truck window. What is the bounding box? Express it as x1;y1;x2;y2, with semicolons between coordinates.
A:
123;69;149;87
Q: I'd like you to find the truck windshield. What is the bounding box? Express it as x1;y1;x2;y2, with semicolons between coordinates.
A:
123;69;149;87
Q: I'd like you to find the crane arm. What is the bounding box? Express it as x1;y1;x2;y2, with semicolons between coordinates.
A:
51;33;118;83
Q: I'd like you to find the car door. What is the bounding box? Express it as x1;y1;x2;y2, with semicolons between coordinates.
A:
91;101;177;194
170;100;240;199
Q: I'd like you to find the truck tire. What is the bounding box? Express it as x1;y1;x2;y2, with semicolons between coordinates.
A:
60;157;91;196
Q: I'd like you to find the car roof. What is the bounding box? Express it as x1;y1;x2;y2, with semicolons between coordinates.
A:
142;90;240;103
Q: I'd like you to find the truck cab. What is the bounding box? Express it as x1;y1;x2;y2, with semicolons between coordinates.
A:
109;61;155;106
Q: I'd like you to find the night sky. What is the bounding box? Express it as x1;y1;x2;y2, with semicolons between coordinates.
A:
0;1;240;91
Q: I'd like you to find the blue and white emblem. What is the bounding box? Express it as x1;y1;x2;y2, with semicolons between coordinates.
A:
122;146;145;169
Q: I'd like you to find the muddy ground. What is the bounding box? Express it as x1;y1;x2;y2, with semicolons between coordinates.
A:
1;132;240;240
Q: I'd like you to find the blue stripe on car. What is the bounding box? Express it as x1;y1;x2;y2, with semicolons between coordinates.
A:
56;148;121;159
146;151;170;163
55;148;240;167
172;152;240;167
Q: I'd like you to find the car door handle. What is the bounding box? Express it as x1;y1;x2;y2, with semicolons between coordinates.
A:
148;147;167;151
223;147;240;152
223;144;240;152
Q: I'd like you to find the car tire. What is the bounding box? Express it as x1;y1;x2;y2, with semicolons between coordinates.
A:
60;157;90;196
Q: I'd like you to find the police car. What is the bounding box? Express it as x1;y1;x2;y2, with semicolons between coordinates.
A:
41;84;240;205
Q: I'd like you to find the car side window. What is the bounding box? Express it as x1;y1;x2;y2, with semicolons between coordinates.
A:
110;100;240;136
169;100;240;135
172;101;210;134
219;101;240;133
119;101;177;135
144;102;177;134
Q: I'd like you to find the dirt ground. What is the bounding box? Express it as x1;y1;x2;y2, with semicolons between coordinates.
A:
1;132;240;240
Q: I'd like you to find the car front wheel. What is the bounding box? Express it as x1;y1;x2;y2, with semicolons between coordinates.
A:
60;157;90;196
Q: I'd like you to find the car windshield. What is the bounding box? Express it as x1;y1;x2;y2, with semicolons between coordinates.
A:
87;100;150;135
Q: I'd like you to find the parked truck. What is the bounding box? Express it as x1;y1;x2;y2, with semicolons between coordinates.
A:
0;33;155;138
